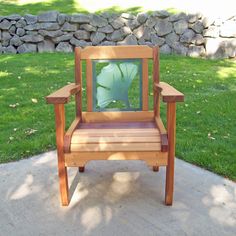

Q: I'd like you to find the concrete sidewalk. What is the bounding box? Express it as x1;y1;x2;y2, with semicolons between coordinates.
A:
0;151;235;236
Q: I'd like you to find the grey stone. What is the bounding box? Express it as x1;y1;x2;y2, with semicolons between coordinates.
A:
4;45;17;54
2;31;11;46
203;26;219;38
24;14;37;24
169;13;187;22
74;30;90;40
107;13;120;23
0;44;2;54
98;25;114;33
187;45;205;57
91;32;106;45
38;40;55;52
80;24;97;32
117;35;137;45
0;16;3;22
191;34;205;45
24;23;40;31
100;12;112;19
55;42;73;53
70;37;92;47
137;13;148;24
0;19;12;30
100;40;116;46
150;33;165;46
145;16;157;28
121;13;135;20
20;34;44;43
111;26;131;41
205;38;236;58
10;35;23;46
16;28;25;37
70;14;90;23
133;25;154;40
0;30;1;40
165;32;179;46
139;41;153;47
110;17;125;29
6;14;21;21
155;19;172;36
124;19;140;30
61;22;77;32
202;16;215;28
90;14;108;27
172;42;188;55
38;11;58;22
2;31;11;40
190;21;204;34
152;10;170;18
16;19;27;28
25;23;60;31
9;25;16;35
38;30;63;37
173;20;188;34
188;14;198;23
220;21;236;37
180;29;195;43
52;34;73;43
160;44;172;54
26;30;38;36
58;14;68;25
17;43;37;53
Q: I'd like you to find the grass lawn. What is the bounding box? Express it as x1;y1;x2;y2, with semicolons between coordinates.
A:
0;0;179;16
0;53;235;181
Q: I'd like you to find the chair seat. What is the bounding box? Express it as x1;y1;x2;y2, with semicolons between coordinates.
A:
70;121;161;152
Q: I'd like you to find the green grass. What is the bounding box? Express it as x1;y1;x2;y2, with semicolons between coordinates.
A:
0;0;180;16
0;53;236;181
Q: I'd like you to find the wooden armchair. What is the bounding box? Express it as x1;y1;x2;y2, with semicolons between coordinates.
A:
46;45;184;206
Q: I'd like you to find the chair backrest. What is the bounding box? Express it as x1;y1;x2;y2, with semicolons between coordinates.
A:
75;45;159;113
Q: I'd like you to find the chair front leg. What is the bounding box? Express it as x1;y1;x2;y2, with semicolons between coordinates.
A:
165;102;176;205
54;104;69;206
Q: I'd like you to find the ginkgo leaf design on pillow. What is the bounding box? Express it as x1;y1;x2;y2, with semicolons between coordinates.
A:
96;62;138;109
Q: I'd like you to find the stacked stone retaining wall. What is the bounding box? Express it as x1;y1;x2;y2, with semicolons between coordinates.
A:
0;11;235;58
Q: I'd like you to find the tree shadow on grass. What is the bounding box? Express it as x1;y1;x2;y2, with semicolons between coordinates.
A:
0;0;145;15
0;0;87;16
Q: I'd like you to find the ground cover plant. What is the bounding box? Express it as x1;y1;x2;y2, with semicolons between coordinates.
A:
0;53;235;181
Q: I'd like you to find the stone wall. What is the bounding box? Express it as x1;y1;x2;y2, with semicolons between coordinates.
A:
0;11;235;58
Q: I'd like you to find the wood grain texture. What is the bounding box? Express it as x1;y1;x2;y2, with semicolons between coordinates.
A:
153;46;160;116
54;104;69;206
75;47;82;116
155;117;168;152
86;59;93;111
142;58;149;111
154;82;184;103
78;121;156;129
165;102;176;205
80;45;153;59
82;111;154;122
64;117;81;153
65;151;168;167
46;84;80;104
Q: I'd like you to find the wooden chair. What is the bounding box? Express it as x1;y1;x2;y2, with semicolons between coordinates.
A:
46;45;184;206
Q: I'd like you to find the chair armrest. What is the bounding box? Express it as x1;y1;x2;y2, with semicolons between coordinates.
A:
154;82;184;103
46;83;81;104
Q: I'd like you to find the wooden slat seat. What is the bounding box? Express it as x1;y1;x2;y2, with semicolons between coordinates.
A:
70;121;161;152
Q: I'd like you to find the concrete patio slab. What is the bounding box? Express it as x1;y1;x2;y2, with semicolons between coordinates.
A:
0;151;235;236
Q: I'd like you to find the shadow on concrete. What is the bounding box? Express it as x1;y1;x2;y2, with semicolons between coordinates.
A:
0;151;235;235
